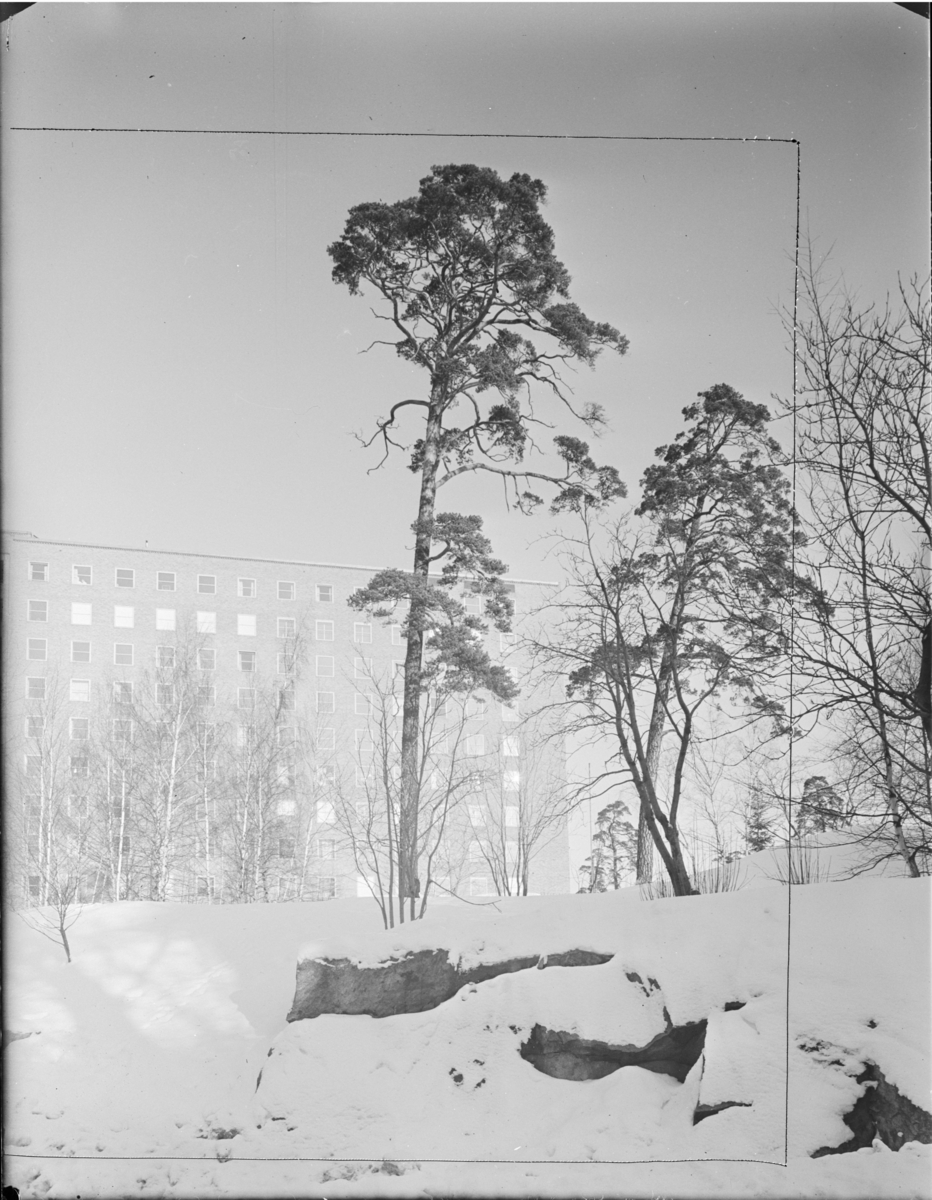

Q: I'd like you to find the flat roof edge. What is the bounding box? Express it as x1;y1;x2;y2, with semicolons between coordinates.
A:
2;534;558;587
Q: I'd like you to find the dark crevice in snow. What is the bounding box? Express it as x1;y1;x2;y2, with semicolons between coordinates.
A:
693;1100;753;1124
811;1063;932;1155
519;1019;708;1084
287;947;614;1021
723;1000;746;1012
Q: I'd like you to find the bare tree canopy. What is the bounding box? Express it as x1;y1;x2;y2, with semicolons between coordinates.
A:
787;259;931;874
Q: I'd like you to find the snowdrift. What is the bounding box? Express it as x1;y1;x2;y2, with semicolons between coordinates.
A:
3;871;930;1198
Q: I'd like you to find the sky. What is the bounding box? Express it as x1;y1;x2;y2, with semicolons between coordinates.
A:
1;2;928;585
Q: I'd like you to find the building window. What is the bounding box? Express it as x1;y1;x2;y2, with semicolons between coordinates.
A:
277;725;296;747
355;764;373;787
315;620;334;641
28;600;48;622
70;679;91;702
354;657;372;679
27;677;46;700
73;565;92;585
26;715;45;738
196;876;216;901
27;638;47;661
198;648;216;671
196;611;216;634
465;735;485;757
237;687;255;708
277;617;296;639
316;692;335;714
115;568;135;588
70;756;89;778
504;768;520;793
316;771;336;791
114;605;134;628
195;759;216;784
238;578;256;598
155;608;175;631
278;683;295;710
467;696;488;718
197;575;216;594
277;651;295;674
277;797;296;817
390;624;404;646
278;837;296;859
157;645;175;669
316;838;336;860
114;643;134;666
355;729;374;754
317;727;335;751
237;613;257;637
196;721;216;746
71;602;91;625
316;876;337;899
71;640;91;663
505;805;520;827
500;632;517;651
29;561;49;581
157;685;174;707
113;681;133;705
468;805;486;827
315;655;334;677
197;685;215;706
354;693;372;716
157;571;176;591
316;585;332;603
502;736;521;758
111;718;132;742
278;581;295;601
353;623;372;644
237;650;255;673
501;701;520;722
70;717;89;740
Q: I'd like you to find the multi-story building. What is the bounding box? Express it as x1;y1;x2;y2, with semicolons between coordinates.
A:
3;532;569;908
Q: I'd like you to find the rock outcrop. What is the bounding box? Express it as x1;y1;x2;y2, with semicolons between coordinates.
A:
519;1018;708;1084
287;947;614;1022
812;1062;932;1155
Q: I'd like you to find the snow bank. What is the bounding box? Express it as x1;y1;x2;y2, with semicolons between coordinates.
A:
3;873;929;1198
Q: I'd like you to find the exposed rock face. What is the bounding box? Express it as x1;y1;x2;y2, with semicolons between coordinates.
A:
519;1019;708;1084
812;1063;932;1155
693;1100;752;1124
287;948;614;1022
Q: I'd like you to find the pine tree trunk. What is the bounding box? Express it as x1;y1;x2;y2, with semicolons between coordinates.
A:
398;392;444;921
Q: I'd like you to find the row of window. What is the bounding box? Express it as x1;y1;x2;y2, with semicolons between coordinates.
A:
27;641;300;672
24;640;391;679
25;703;523;757
23;872;339;903
23;604;428;649
27;562;317;601
28;603;317;638
24;673;521;723
32;752;522;802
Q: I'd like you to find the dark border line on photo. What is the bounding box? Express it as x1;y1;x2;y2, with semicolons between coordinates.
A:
9;127;799;143
2;1152;790;1165
3;128;803;1172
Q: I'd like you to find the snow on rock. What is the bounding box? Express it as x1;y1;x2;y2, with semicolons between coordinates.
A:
3;873;930;1198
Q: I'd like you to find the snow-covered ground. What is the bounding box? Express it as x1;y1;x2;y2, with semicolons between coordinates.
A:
4;842;930;1199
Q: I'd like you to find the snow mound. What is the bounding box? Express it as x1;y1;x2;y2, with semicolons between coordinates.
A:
3;876;929;1198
